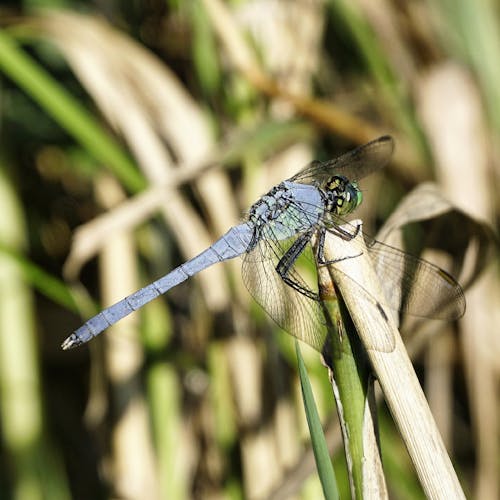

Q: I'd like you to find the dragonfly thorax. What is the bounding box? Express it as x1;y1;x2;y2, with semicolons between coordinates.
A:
323;175;362;217
248;183;294;224
246;181;323;247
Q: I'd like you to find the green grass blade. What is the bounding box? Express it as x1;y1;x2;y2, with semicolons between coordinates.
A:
296;340;339;500
0;155;70;499
0;29;145;192
0;242;81;313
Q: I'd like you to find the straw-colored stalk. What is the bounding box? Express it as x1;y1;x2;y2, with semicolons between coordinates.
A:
322;221;465;499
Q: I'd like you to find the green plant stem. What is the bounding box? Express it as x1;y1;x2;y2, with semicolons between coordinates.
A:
318;267;384;500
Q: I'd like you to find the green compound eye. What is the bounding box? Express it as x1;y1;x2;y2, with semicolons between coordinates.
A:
355;188;363;208
333;182;363;216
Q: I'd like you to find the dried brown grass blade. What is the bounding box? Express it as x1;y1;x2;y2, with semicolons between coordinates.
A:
35;10;236;310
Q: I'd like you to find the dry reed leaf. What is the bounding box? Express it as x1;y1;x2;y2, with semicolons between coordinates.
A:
35;10;236;310
376;182;455;245
376;182;492;290
417;62;499;500
63;149;229;279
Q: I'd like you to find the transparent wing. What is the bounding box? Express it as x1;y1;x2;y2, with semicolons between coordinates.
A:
366;239;466;320
242;235;328;352
316;220;465;321
289;135;394;187
241;222;464;354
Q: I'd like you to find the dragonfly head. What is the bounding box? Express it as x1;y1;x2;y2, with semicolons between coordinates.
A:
325;175;363;216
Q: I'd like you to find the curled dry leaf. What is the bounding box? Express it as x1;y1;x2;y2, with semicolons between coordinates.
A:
375;182;494;292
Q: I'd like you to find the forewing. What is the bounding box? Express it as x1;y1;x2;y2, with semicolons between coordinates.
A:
242;237;328;352
289;135;394;187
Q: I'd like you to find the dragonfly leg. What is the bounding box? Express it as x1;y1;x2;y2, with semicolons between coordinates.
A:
246;228;260;252
330;221;361;241
316;227;362;266
276;232;319;300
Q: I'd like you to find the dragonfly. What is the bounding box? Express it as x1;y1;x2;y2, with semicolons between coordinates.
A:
62;136;465;352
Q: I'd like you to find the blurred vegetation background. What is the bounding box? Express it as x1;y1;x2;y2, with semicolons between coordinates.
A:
0;0;499;499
